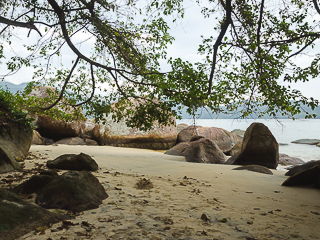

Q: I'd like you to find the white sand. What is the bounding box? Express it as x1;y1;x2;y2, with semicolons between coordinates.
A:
15;145;320;239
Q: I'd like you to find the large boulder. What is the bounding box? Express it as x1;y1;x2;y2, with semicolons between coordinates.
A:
0;189;64;240
36;171;108;212
84;116;177;150
226;123;279;169
0;124;33;173
176;125;242;154
47;153;99;171
165;137;227;164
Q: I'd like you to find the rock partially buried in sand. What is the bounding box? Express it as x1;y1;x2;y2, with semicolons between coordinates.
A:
282;165;320;189
47;152;98;171
165;137;227;164
232;165;273;175
36;171;108;212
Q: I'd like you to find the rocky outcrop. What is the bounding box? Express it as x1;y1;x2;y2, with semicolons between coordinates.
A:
291;139;320;145
175;125;242;154
279;154;305;166
0;124;33;173
0;189;64;240
231;129;245;138
32;130;45;145
226;123;279;169
36;171;108;212
47;153;99;171
85;117;177;150
34;114;86;141
165;137;227;164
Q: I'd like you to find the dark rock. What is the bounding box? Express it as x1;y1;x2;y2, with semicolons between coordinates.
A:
165;138;226;164
282;165;320;188
0;189;64;240
0;124;33;173
291;139;320;145
36;171;108;211
47;153;98;171
279;154;305;166
13;171;58;195
285;160;320;176
176;125;242;154
226;123;279;169
55;137;86;145
232;165;273;175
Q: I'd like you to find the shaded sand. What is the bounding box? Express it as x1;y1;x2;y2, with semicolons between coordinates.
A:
11;145;320;239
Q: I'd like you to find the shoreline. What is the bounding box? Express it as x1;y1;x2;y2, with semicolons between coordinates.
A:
3;145;320;239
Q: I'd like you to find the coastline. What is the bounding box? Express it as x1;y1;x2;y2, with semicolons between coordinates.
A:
10;145;320;239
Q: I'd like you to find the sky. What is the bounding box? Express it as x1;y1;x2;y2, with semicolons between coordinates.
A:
0;0;319;100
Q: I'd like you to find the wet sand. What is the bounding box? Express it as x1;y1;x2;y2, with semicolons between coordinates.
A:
12;145;320;239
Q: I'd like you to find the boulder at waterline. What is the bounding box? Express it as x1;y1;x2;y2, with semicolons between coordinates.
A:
47;153;98;171
0;189;64;240
0;123;33;173
279;154;305;166
226;123;279;169
165;137;227;164
284;160;320;176
175;125;242;154
36;171;108;212
282;165;320;189
291;139;320;145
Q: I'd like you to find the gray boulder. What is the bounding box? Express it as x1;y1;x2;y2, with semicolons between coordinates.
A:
165;137;227;164
279;154;305;166
226;122;279;169
36;171;108;212
47;152;98;171
176;125;242;154
0;189;64;240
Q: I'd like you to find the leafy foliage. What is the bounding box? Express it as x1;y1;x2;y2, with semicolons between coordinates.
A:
0;87;33;128
0;0;319;129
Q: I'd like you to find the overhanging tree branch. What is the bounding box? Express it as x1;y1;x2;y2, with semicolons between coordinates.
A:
208;0;231;96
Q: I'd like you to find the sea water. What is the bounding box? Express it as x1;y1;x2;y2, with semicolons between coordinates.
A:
177;118;320;162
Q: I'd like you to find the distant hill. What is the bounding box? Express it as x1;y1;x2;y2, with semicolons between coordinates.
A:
0;81;28;93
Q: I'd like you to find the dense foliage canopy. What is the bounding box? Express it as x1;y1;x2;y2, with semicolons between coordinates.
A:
0;0;319;129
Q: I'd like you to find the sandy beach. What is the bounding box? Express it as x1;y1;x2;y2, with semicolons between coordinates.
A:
5;145;320;240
